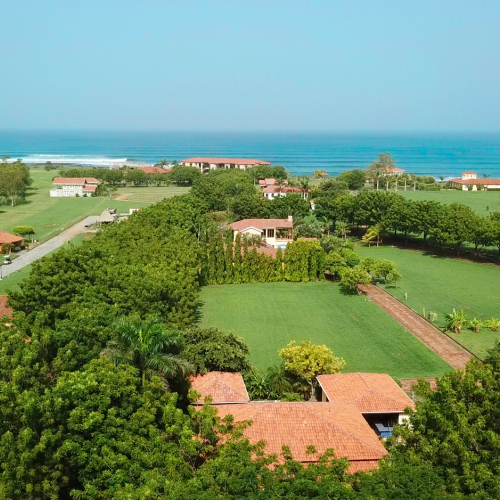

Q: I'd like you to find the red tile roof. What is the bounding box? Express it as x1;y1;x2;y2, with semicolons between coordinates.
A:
82;185;97;192
190;372;250;404
449;178;500;186
214;402;388;472
181;158;271;166
262;186;309;194
381;167;404;173
230;218;293;231
462;170;477;174
0;231;24;245
0;296;12;319
317;373;415;413
139;166;172;174
53;177;100;185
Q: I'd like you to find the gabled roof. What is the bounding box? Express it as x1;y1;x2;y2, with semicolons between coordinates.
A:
230;218;293;231
462;170;477;174
0;231;24;245
53;177;100;185
181;157;271;166
381;167;404;173
190;372;250;404
0;296;13;319
450;178;500;186
317;373;415;413
262;186;308;194
139;166;172;174
82;185;97;192
99;210;116;223
214;402;388;472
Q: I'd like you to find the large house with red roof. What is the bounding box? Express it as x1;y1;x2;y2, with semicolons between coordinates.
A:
190;370;415;473
0;231;24;253
50;177;100;197
381;166;405;176
180;157;271;173
449;171;500;191
230;217;294;249
258;178;310;200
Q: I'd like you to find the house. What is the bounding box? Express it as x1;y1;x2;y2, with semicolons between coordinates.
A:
258;178;286;188
262;185;310;200
191;371;416;473
449;171;500;191
180;157;271;173
50;177;100;197
317;373;416;435
381;167;405;176
0;230;24;253
215;402;388;473
230;217;294;249
190;372;250;404
139;166;172;174
0;296;13;320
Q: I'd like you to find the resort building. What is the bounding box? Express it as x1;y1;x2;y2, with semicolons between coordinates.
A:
138;166;172;174
262;185;310;200
0;230;24;253
190;370;416;473
449;171;500;191
180;157;271;172
230;217;293;249
50;177;100;197
381;166;405;176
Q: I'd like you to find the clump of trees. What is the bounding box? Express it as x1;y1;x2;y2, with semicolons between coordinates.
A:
445;309;500;334
0;159;32;206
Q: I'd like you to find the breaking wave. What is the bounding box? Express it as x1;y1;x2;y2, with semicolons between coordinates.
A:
11;155;128;167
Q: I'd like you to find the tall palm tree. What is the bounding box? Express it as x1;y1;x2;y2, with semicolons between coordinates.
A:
102;316;192;384
298;176;310;198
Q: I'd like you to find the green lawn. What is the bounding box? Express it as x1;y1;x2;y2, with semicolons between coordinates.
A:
399;190;500;215
199;282;451;379
356;245;500;358
0;169;189;242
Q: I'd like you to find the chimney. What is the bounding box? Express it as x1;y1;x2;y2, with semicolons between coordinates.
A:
287;215;293;223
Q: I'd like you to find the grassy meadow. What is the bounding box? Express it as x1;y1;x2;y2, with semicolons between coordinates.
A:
199;282;451;379
356;245;500;358
399;189;500;215
0;168;189;242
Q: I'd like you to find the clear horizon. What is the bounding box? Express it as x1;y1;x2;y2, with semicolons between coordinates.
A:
2;1;500;132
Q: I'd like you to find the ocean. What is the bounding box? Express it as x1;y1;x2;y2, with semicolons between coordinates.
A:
1;131;500;179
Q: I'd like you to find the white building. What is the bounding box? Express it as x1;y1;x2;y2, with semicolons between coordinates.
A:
449;171;500;191
50;177;100;197
381;166;405;176
230;217;293;249
180;157;271;173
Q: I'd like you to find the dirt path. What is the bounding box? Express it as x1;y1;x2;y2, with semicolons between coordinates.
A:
358;284;472;370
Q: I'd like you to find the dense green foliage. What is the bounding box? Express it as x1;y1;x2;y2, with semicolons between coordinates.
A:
0;160;32;206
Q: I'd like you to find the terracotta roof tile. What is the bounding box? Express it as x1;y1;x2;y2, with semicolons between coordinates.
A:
262;186;309;194
381;167;404;173
190;372;250;404
230;218;293;231
317;373;415;413
53;177;100;185
0;296;12;319
214;402;388;472
450;178;500;185
139;166;172;174
0;231;24;245
462;170;477;174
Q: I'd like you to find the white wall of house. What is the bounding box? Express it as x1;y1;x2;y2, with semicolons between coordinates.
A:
462;172;477;180
50;186;93;197
233;227;292;249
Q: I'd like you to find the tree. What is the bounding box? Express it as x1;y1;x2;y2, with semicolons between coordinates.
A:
12;225;35;241
278;340;346;399
338;169;366;190
102;315;192;384
467;318;483;333
0;161;31;206
371;259;402;284
362;223;384;246
445;309;467;334
339;266;372;293
389;357;500;498
182;327;251;374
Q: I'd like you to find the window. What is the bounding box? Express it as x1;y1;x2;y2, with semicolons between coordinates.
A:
267;229;275;238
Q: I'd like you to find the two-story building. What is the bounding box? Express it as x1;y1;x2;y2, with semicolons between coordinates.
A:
50;177;100;197
230;217;293;249
180;157;271;172
449;171;500;191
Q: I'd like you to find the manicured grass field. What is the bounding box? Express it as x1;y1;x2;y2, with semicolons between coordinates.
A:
0;169;189;242
399;190;500;215
356;245;500;358
199;282;451;379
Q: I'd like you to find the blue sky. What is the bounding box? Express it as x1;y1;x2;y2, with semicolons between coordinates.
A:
1;0;500;131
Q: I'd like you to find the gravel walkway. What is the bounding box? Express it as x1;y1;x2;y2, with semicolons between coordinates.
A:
358;284;472;370
1;216;98;278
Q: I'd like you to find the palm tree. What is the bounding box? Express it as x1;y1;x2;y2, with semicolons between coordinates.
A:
266;363;293;396
362;224;384;247
102;316;192;384
298;176;310;199
445;309;467;334
335;220;350;239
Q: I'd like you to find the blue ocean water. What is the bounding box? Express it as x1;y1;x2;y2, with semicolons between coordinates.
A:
1;130;500;179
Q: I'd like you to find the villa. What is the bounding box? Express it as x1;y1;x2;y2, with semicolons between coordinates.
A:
449;171;500;191
180;157;271;172
191;370;415;473
381;166;405;176
139;166;172;174
230;217;293;248
50;177;100;197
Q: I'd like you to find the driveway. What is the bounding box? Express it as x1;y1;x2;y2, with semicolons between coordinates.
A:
1;216;99;278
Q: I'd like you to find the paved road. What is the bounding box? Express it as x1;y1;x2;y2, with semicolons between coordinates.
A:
1;216;98;278
358;283;472;370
